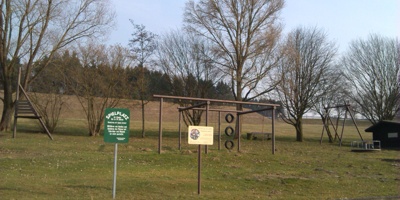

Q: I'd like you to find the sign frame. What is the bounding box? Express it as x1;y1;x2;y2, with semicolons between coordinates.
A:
104;108;130;143
188;126;214;145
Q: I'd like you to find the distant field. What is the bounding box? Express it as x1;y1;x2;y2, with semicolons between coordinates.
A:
5;94;375;140
1;95;399;199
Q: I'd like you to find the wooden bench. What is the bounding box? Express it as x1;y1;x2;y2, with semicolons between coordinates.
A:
247;132;272;140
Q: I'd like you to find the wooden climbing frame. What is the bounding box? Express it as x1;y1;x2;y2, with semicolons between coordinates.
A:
13;67;53;140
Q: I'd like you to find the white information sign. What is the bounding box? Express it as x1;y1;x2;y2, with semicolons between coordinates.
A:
188;126;214;145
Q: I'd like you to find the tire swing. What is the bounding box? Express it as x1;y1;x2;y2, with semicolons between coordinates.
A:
224;113;235;150
224;140;234;150
224;126;234;136
225;113;234;123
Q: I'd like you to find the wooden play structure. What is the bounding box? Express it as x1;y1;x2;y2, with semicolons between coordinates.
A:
320;103;382;151
152;94;279;154
13;68;53;140
320;103;363;146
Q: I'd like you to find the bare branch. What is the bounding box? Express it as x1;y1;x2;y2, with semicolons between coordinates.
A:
184;0;284;105
342;34;400;123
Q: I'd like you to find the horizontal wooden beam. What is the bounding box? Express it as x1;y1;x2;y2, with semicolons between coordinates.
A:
153;94;280;107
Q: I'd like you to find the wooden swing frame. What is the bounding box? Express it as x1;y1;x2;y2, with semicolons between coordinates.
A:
153;94;279;154
320;103;363;146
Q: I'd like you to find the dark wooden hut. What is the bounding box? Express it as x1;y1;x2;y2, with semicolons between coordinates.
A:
365;121;400;149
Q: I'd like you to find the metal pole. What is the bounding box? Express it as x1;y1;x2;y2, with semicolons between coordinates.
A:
112;143;118;199
158;98;163;154
198;145;201;195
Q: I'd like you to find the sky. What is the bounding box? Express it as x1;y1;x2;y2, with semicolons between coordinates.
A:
108;0;399;54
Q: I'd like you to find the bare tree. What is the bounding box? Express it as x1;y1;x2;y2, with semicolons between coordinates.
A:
310;63;347;142
342;34;400;124
156;30;221;87
0;0;115;131
184;0;284;110
276;27;337;142
67;43;131;136
28;52;72;133
30;92;66;133
398;68;400;119
128;20;157;138
155;30;222;126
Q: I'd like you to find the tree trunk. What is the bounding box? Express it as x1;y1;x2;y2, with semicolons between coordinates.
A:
295;118;303;142
233;68;243;139
0;99;14;131
87;98;97;136
94;120;102;137
234;103;243;139
141;98;145;138
0;76;14;131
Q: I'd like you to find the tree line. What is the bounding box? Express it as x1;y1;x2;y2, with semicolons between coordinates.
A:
29;49;233;101
22;44;234;136
1;0;399;141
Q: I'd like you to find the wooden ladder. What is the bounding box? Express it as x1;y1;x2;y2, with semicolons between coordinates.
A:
13;68;53;140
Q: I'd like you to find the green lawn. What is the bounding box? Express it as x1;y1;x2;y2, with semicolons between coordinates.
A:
1;118;399;199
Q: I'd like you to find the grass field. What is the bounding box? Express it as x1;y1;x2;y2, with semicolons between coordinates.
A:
1;100;399;199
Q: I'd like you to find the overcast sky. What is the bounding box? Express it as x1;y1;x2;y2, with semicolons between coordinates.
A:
108;0;399;54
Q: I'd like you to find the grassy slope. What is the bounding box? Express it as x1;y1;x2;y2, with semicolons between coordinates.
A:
1;96;399;199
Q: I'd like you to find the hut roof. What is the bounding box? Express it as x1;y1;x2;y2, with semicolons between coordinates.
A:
365;120;400;132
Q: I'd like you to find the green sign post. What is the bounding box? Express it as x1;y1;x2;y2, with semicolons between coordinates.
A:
104;108;130;143
104;108;130;199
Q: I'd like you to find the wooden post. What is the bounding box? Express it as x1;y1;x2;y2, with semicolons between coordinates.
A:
339;110;347;146
347;105;364;142
320;108;328;144
178;110;182;150
158;98;163;154
218;111;221;150
12;67;22;139
272;107;276;155
205;101;209;154
237;113;241;152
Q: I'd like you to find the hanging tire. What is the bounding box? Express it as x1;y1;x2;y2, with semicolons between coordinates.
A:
224;140;234;150
224;126;234;136
225;113;234;123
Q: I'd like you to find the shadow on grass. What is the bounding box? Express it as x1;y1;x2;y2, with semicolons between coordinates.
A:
64;184;109;190
14;122;87;137
128;130;182;139
381;158;400;163
0;187;49;196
